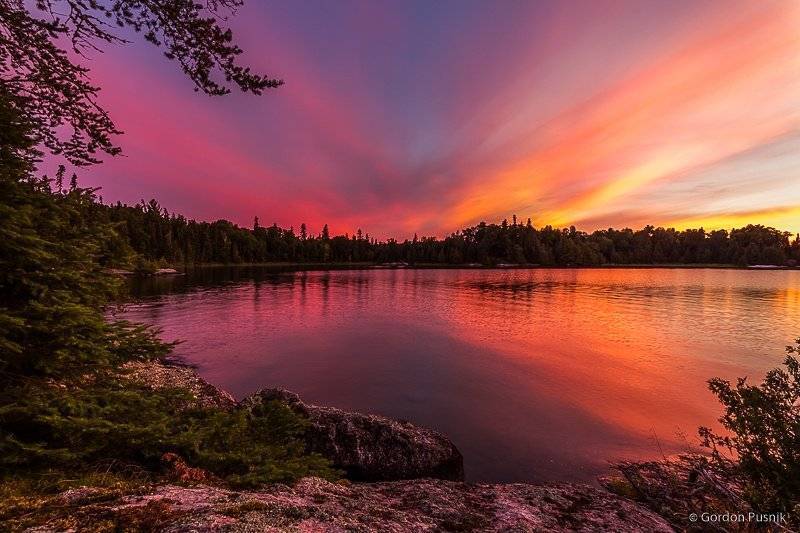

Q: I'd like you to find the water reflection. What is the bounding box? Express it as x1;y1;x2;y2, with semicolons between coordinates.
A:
118;267;800;483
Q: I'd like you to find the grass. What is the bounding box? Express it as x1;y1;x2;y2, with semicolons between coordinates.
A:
220;499;276;517
0;469;153;531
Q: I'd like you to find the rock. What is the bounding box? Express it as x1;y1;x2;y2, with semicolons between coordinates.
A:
121;361;236;410
120;365;463;482
154;268;183;275
104;268;135;276
13;365;678;532
161;453;217;485
601;455;747;531
24;478;674;532
242;389;464;482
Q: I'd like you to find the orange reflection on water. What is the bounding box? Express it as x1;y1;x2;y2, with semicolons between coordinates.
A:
443;269;800;446
123;267;800;482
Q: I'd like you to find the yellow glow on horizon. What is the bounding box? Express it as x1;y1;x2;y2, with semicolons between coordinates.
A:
666;206;800;235
438;3;800;235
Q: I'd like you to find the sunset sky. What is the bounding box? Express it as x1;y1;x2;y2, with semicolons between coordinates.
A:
77;0;800;238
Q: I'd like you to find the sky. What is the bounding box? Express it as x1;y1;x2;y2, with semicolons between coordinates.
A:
74;0;800;238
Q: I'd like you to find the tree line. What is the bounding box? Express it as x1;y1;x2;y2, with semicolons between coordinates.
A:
98;200;800;267
3;0;799;525
2;0;337;500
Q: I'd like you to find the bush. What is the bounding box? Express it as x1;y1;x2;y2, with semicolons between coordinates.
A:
1;91;338;490
0;377;338;487
176;399;339;487
699;339;800;521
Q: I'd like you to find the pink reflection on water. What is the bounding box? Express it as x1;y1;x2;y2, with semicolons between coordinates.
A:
120;268;800;482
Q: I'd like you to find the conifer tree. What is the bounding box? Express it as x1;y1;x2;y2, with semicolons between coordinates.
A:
0;2;340;488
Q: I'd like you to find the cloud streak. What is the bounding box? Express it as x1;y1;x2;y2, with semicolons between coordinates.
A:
76;0;800;237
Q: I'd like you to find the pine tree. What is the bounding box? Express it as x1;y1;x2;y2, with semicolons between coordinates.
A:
0;92;337;484
0;1;342;487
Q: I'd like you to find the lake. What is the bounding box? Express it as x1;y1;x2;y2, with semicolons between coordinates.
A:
118;267;800;483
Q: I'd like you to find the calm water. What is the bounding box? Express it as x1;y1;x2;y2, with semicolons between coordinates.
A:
118;267;800;483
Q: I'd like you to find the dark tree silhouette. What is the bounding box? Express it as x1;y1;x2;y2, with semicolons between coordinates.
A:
83;197;800;268
0;0;281;165
0;6;340;488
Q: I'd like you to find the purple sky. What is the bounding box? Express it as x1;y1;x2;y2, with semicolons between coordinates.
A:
70;0;800;238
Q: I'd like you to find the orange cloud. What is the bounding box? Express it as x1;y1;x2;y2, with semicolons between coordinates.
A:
442;3;800;233
77;1;800;238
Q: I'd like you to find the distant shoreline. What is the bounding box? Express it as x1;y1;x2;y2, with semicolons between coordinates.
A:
159;262;798;271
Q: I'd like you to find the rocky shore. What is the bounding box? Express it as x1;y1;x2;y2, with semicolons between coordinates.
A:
18;361;681;531
29;476;673;532
123;362;464;482
241;388;464;482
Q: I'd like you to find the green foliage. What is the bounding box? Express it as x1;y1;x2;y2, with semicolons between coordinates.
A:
0;153;162;375
0;174;335;485
0;88;169;377
699;339;800;520
174;399;338;487
0;378;338;487
133;257;160;276
0;0;333;496
0;94;107;372
0;90;337;490
0;469;150;531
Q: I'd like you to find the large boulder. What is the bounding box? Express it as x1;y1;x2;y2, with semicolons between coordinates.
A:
241;388;464;482
120;364;463;482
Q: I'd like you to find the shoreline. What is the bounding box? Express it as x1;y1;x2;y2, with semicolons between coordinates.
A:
129;361;736;528
120;361;680;530
159;262;797;271
4;359;744;531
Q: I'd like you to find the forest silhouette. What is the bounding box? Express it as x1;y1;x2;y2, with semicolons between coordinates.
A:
98;198;800;268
